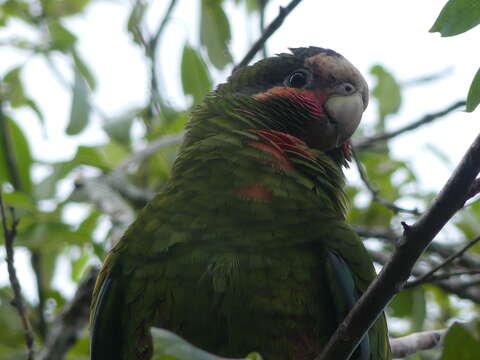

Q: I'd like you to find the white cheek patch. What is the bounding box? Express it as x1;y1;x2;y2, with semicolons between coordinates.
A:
304;53;369;109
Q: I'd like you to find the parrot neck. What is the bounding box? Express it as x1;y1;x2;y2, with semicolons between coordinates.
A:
175;94;349;219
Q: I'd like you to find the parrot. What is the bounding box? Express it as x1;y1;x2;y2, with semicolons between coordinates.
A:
90;46;391;360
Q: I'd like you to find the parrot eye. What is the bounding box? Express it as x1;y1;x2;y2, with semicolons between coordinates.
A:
285;69;311;88
338;82;356;95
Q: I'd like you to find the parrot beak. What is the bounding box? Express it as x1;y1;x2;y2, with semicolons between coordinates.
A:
324;92;364;147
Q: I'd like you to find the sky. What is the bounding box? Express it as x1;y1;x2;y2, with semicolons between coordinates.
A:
1;0;480;300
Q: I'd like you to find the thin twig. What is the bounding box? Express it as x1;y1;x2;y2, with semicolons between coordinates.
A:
352;150;421;215
1;100;48;338
370;249;480;303
317;130;480;360
258;0;268;58
401;67;453;88
355;100;466;150
234;0;303;71
406;236;480;288
356;225;480;270
390;329;447;358
405;270;480;288
1;193;35;359
147;0;178;119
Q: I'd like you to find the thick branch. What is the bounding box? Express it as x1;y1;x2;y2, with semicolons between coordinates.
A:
37;268;99;360
317;131;480;360
1;193;35;359
234;0;303;71
390;329;446;358
355;101;466;150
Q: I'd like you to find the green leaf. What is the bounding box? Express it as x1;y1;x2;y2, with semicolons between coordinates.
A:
0;117;33;194
47;21;77;51
181;44;212;105
3;66;46;126
71;146;112;171
440;321;480;360
151;328;262;360
389;288;426;331
3;66;25;107
66;69;91;135
42;0;92;18
2;191;36;211
466;67;480;112
71;251;89;282
200;0;232;69
370;64;402;121
127;0;148;45
103;110;138;146
430;0;480;37
72;49;97;90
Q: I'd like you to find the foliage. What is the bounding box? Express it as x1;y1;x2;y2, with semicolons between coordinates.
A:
430;0;480;111
0;0;479;359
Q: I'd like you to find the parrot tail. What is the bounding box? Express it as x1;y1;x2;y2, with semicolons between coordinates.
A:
90;276;124;360
326;251;370;360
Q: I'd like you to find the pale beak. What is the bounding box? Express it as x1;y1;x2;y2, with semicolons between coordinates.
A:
324;92;364;147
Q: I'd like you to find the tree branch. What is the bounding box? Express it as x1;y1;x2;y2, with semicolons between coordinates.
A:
258;0;268;58
234;0;303;71
37;268;99;360
1;192;35;360
356;225;480;270
74;176;135;246
352;150;421;215
317;130;480;360
146;0;179;120
401;67;453;88
405;235;480;288
115;133;184;171
390;329;446;358
354;100;466;150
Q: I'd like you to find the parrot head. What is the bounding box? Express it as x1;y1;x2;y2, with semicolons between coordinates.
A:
214;46;368;159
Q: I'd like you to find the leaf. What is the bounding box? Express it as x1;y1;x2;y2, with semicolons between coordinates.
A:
71;251;89;282
42;0;92;18
151;328;262;360
466;67;480;112
3;66;46;126
181;44;212;105
0;116;33;194
200;0;232;69
389;288;426;331
440;321;480;360
103;110;138;146
47;21;77;51
66;69;91;135
430;0;480;37
127;0;148;45
72;49;97;90
3;66;25;107
2;191;36;211
370;65;402;120
71;146;113;171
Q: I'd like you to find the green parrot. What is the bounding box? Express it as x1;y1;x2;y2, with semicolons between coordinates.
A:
90;47;391;360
